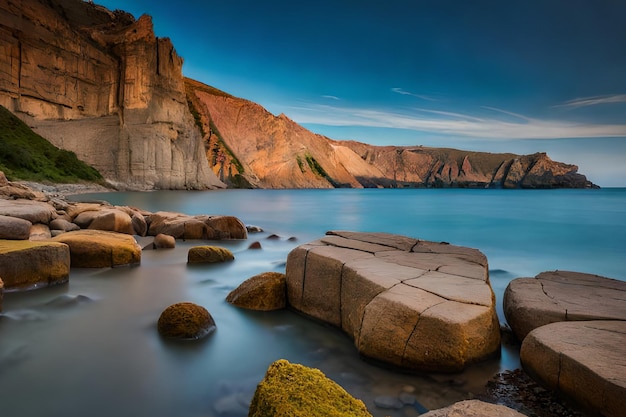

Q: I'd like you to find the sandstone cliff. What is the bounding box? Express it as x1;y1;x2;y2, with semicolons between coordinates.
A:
0;0;223;190
187;80;597;189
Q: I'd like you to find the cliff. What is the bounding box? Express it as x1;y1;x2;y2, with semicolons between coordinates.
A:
187;80;597;189
0;0;223;190
0;0;596;190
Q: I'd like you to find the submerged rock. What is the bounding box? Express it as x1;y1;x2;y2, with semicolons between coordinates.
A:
157;302;216;340
187;245;234;264
226;272;286;311
248;359;373;417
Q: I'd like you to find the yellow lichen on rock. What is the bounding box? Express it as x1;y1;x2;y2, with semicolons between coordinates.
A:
187;245;234;264
248;359;373;417
157;302;216;340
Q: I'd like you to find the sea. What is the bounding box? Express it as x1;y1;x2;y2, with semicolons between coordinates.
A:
1;188;624;417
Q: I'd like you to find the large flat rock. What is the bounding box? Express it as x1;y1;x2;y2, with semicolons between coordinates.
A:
285;231;501;372
51;230;141;268
504;270;626;341
0;240;70;290
521;320;626;417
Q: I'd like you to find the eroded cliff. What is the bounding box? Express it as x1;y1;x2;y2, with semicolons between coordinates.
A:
0;0;223;190
187;80;597;189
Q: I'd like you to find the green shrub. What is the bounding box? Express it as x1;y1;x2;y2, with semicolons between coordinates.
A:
0;105;103;183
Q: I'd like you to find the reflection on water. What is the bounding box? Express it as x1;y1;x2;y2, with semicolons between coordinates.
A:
1;188;624;417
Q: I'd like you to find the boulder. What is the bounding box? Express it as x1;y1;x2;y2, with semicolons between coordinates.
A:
187;245;234;264
157;302;216;339
226;272;286;311
0;240;70;290
205;215;248;239
87;208;135;235
131;212;148;236
0;199;56;224
153;233;175;249
521;320;626;417
285;231;500;373
51;230;141;268
420;400;526;417
504;270;626;341
147;212;247;240
29;223;51;241
0;215;32;240
49;218;80;232
248;359;373;417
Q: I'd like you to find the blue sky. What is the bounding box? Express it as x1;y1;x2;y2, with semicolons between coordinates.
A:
96;0;626;186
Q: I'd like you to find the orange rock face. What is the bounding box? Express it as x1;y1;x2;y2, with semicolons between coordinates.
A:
0;0;222;190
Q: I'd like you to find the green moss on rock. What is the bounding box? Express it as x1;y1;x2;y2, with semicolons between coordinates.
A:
187;245;234;264
157;302;216;340
248;359;373;417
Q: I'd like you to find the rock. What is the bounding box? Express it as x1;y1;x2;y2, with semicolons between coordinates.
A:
0;215;32;240
248;359;373;417
0;277;3;311
248;241;262;249
29;224;51;241
87;208;135;235
51;230;141;268
0;199;56;224
157;302;215;340
246;225;263;233
521;320;626;417
285;231;500;373
187;245;234;264
49;218;80;232
205;216;248;239
147;212;246;240
0;240;70;290
153;233;175;249
131;212;147;236
226;272;286;311
420;400;527;417
504;270;626;341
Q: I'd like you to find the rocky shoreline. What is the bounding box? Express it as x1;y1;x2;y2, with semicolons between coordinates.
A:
0;173;623;417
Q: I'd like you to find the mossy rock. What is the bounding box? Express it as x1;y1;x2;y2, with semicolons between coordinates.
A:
226;272;286;311
249;359;373;417
157;302;216;340
187;245;234;264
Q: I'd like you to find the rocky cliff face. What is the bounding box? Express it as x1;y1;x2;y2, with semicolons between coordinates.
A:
0;0;223;190
187;81;597;189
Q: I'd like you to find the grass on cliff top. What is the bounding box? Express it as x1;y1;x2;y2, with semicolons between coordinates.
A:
0;105;103;184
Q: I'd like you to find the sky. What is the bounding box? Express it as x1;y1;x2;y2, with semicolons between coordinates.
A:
95;0;626;186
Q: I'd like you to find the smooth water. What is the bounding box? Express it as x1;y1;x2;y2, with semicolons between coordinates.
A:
1;188;624;417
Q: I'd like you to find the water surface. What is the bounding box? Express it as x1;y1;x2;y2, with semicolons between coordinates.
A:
1;188;624;417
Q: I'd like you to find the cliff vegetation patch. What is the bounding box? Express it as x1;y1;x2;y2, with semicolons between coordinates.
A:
0;106;103;184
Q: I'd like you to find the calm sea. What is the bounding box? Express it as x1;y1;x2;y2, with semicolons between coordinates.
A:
1;188;624;417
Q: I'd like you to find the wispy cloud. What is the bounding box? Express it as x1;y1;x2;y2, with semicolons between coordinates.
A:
287;103;626;140
556;94;626;109
321;95;340;101
391;87;438;102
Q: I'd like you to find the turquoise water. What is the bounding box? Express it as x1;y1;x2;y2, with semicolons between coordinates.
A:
1;189;624;417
